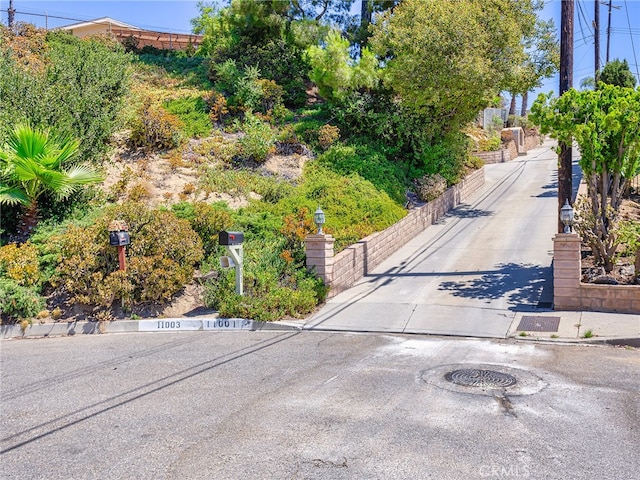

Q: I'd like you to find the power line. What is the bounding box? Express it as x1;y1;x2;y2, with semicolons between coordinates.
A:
0;8;194;35
575;0;594;47
623;0;640;81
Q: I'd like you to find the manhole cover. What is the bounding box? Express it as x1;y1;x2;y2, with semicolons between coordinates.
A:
517;315;560;332
445;369;517;388
419;363;547;396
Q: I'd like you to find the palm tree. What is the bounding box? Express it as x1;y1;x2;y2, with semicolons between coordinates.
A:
0;123;103;238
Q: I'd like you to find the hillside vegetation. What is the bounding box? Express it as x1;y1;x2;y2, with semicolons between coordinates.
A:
1;1;552;323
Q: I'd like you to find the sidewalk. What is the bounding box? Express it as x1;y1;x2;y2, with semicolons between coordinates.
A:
302;306;640;346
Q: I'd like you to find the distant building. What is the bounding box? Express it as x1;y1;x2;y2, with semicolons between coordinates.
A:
58;16;202;51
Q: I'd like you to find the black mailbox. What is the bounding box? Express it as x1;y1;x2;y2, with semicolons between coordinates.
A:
109;231;130;246
219;231;244;246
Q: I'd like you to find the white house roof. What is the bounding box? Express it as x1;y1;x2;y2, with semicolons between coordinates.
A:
58;17;142;31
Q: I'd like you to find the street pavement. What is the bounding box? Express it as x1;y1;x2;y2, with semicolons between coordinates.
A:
1;332;638;479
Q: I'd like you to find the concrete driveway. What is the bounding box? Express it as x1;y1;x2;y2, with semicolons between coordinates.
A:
306;141;563;337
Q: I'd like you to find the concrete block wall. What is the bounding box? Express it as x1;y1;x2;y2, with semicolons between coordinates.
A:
328;167;485;297
472;149;509;164
474;132;542;164
553;233;640;314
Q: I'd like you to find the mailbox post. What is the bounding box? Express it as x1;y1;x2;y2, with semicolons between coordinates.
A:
219;231;244;295
108;220;130;271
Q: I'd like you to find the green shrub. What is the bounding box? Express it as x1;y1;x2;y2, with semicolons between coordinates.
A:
272;163;406;251
415;174;447;202
0;278;45;321
203;235;326;321
0;242;40;287
617;220;640;257
0;29;132;164
171;201;233;256
50;202;204;307
130;99;184;150
135;51;209;88
164;96;212;138
414;133;471;186
257;78;284;114
466;154;485;170
210;40;309;108
317;142;408;204
237;112;277;162
209;58;242;97
478;136;502;152
233;66;264;111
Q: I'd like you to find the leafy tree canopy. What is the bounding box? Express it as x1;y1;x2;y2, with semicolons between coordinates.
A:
599;59;637;89
192;0;356;54
531;85;640;271
369;0;537;137
307;29;379;102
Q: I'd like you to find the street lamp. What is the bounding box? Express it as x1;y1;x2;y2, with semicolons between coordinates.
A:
560;199;574;233
314;207;325;234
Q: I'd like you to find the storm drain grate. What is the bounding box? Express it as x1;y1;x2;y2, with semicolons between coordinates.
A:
517;315;561;332
445;369;517;388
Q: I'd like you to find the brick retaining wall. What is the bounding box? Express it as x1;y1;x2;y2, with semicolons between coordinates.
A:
329;167;485;297
473;133;542;164
472;149;509;164
553;233;640;314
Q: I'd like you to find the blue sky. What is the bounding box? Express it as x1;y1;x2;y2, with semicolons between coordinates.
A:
2;0;639;98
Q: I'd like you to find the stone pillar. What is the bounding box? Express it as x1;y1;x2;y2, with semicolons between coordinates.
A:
553;233;582;310
304;234;335;286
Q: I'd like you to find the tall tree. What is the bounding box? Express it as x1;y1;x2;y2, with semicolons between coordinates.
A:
356;0;397;49
519;18;560;116
599;59;637;88
531;85;640;272
369;0;536;138
193;0;356;54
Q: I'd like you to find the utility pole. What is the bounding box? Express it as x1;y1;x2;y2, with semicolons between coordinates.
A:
605;1;621;63
594;0;600;83
8;0;16;28
558;0;574;233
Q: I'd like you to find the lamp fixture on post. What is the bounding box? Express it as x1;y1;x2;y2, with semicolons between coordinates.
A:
313;207;325;235
560;199;574;233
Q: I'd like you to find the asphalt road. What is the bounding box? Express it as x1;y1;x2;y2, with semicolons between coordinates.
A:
1;332;638;479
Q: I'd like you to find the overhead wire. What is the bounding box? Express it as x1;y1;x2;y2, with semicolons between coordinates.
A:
575;0;595;48
0;7;194;34
623;0;640;82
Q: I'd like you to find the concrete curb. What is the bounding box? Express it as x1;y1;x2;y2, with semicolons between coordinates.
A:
508;333;639;347
2;317;636;347
1;317;302;339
